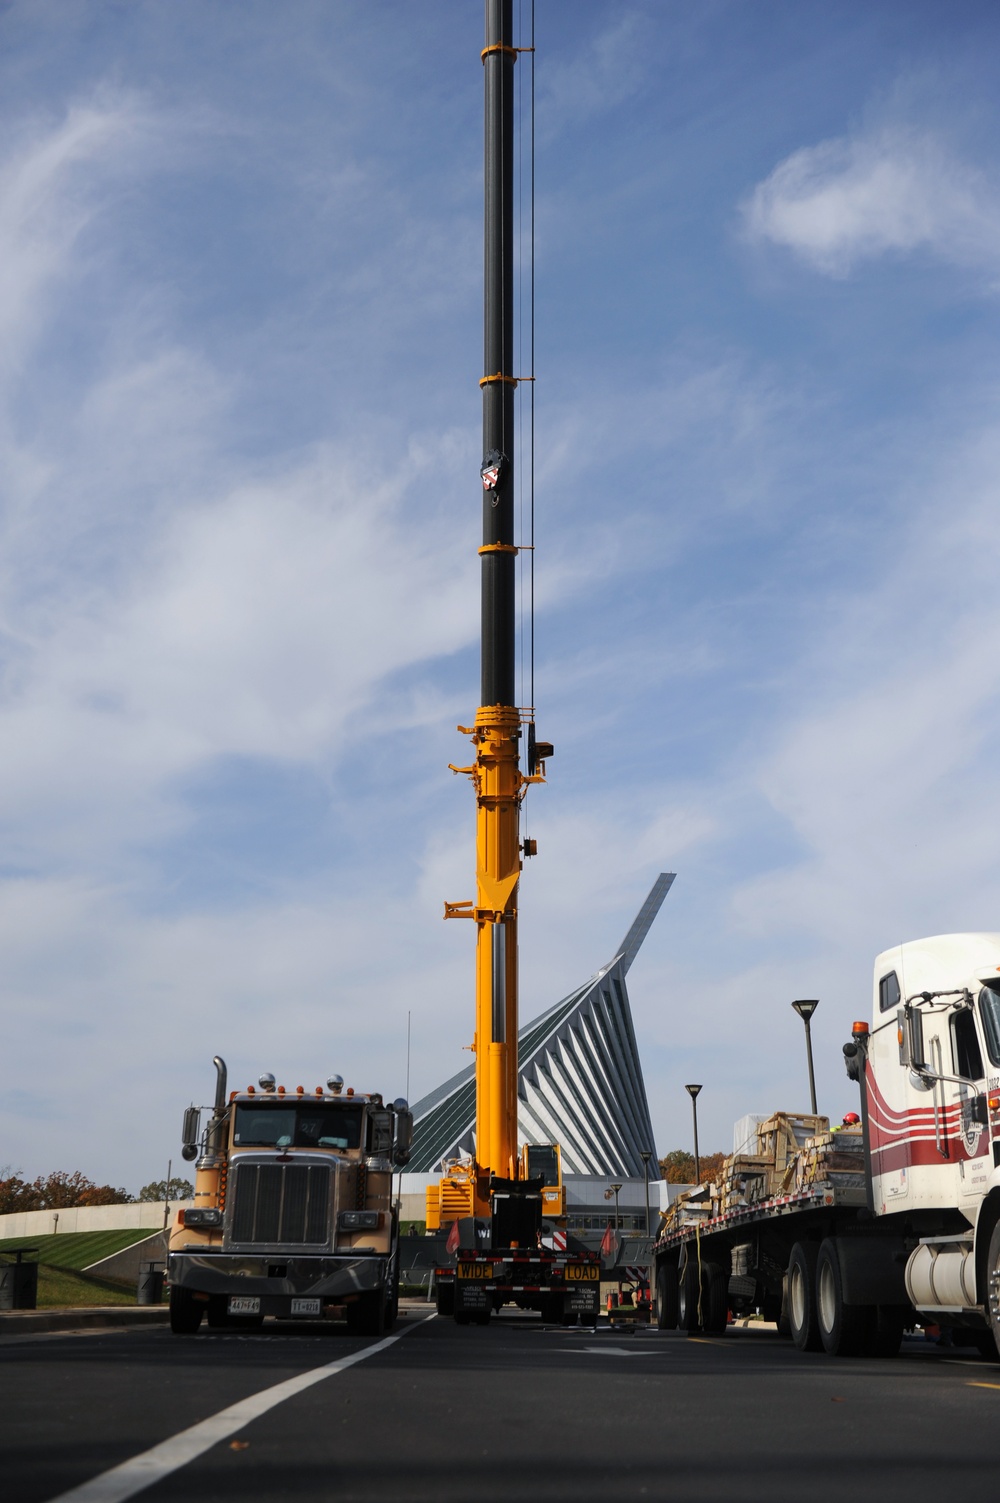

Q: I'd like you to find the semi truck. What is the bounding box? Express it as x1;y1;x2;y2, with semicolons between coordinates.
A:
167;1057;412;1335
653;933;1000;1359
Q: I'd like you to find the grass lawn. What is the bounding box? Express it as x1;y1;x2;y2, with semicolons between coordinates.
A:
0;1229;162;1308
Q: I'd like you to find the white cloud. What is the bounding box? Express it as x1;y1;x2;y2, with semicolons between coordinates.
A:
744;125;1000;278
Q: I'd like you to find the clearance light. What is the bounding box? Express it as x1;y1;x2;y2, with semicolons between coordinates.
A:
347;1087;354;1097
247;1085;255;1094
988;1094;1000;1115
315;1087;323;1096
277;1085;286;1095
296;1085;305;1095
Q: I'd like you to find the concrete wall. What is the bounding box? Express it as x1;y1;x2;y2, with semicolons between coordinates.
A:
84;1231;168;1283
0;1201;192;1240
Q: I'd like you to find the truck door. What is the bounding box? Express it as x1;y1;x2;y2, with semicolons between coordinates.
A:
951;1003;990;1208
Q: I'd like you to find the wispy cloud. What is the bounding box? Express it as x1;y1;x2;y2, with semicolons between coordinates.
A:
744;124;1000;279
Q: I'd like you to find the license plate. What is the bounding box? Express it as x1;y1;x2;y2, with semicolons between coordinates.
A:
566;1264;599;1281
458;1262;493;1279
291;1298;321;1316
228;1296;261;1315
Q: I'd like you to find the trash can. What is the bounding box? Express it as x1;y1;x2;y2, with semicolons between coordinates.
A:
137;1262;165;1305
0;1250;39;1310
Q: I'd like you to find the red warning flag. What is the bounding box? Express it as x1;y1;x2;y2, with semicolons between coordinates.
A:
600;1223;618;1259
446;1219;461;1255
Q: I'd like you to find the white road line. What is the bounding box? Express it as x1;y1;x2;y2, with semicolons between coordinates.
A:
46;1313;435;1503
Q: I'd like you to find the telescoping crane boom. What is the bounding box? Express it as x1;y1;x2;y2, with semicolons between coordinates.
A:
427;1;601;1327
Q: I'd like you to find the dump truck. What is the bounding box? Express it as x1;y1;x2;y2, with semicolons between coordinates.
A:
167;1057;412;1335
653;934;1000;1359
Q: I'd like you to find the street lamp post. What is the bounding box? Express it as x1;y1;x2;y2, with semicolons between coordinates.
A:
605;1181;623;1230
639;1150;652;1237
685;1084;703;1184
792;999;819;1114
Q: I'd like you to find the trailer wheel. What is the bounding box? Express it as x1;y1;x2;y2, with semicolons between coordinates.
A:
787;1242;822;1352
656;1261;678;1330
987;1221;1000;1360
169;1285;203;1335
678;1258;701;1332
816;1238;874;1357
702;1262;728;1334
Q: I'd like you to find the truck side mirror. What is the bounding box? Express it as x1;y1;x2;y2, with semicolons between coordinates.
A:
392;1105;413;1167
181;1105;201;1162
897;1006;927;1071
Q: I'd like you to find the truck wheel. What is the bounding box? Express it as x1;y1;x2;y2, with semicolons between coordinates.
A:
347;1291;385;1337
656;1261;679;1330
787;1242;822;1352
865;1305;906;1358
987;1221;1000;1360
169;1285;203;1335
816;1238;874;1357
702;1263;728;1334
384;1268;400;1331
678;1259;701;1332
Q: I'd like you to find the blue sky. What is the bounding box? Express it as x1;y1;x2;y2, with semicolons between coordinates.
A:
2;0;1000;1189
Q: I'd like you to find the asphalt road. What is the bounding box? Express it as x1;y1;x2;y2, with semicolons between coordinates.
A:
3;1308;999;1503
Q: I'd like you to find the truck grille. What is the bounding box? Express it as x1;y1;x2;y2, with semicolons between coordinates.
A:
229;1162;331;1245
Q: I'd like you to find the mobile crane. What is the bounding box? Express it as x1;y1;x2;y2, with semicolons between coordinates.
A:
426;1;600;1325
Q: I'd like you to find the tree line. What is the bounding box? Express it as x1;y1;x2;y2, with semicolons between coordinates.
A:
0;1169;193;1214
659;1149;726;1184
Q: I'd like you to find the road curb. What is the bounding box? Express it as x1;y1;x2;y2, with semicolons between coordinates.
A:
0;1305;170;1337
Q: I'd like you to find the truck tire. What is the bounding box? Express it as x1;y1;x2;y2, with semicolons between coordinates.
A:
656;1260;679;1330
347;1290;385;1337
678;1258;701;1332
384;1267;400;1332
987;1221;1000;1360
702;1262;728;1334
865;1305;906;1359
787;1242;822;1352
169;1285;203;1334
816;1238;874;1357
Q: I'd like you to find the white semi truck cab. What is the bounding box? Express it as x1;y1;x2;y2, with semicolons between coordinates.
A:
653;934;1000;1358
850;933;1000;1339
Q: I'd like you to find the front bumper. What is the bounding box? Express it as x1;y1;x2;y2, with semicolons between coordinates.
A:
168;1251;388;1306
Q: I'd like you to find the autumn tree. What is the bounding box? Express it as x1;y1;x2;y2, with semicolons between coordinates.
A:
0;1168;40;1213
659;1149;727;1184
138;1178;194;1203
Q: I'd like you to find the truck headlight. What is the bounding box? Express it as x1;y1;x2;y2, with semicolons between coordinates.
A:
181;1208;223;1228
338;1211;380;1230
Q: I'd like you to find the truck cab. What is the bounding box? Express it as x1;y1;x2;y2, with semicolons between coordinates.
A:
168;1059;412;1335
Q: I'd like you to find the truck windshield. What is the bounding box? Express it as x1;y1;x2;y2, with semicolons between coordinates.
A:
233;1102;364;1151
979;984;1000;1067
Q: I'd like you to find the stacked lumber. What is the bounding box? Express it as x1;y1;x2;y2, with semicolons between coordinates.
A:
659;1110;862;1235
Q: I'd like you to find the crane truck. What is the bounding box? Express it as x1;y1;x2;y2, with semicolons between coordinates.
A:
653;933;1000;1359
167;1056;413;1335
426;0;601;1323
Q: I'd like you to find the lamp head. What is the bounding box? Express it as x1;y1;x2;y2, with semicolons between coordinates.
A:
685;1083;702;1100
792;999;819;1023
